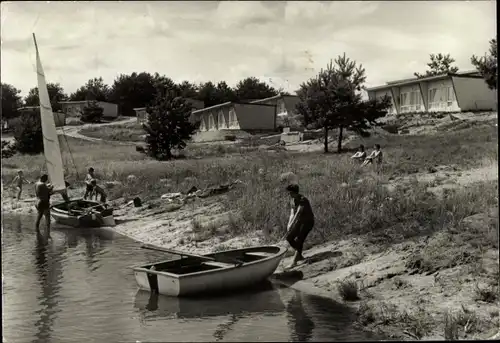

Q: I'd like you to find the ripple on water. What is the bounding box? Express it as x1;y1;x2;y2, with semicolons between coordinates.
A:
2;213;385;342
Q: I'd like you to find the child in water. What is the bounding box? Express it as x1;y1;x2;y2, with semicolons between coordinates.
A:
11;170;31;201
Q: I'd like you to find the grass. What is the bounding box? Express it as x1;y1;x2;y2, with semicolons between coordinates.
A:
79;122;145;142
2;123;498;249
337;278;360;301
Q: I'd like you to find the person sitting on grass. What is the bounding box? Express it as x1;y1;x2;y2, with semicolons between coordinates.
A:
285;184;315;269
362;144;383;166
11;170;31;201
84;167;96;200
350;145;366;163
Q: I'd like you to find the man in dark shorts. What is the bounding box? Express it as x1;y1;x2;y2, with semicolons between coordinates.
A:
285;184;315;268
35;174;54;237
84;167;96;200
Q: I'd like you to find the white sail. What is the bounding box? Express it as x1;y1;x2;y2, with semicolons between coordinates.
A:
33;33;66;192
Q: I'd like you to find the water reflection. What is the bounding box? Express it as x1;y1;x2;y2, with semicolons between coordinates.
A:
134;281;286;320
286;291;315;342
33;232;65;343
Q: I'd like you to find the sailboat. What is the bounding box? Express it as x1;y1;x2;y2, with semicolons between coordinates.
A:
33;33;115;228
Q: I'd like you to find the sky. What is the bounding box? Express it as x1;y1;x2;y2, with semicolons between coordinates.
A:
1;1;497;97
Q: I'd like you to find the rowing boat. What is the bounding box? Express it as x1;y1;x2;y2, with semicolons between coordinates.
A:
132;245;287;297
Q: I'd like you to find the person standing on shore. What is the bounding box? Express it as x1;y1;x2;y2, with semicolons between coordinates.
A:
35;174;54;238
11;170;31;201
284;184;315;268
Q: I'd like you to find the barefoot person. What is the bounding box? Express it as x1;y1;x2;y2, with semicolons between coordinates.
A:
350;145;366;163
35;174;54;237
285;184;315;268
84;167;96;200
90;179;107;203
11;170;31;201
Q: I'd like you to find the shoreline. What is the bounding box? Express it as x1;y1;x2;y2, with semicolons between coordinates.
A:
4;186;498;341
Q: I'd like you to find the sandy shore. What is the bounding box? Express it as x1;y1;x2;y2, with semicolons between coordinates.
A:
3;159;498;340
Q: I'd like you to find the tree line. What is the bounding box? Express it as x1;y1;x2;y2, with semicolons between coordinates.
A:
2;39;496;159
1;75;286;121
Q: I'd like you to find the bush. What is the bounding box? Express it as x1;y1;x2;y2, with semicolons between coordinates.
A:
12;111;43;154
81;101;104;123
1;140;17;158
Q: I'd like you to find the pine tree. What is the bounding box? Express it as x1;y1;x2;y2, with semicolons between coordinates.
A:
144;88;197;160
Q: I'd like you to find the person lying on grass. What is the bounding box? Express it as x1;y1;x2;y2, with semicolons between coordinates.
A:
350;144;367;163
285;184;315;269
362;144;383;166
10;170;31;201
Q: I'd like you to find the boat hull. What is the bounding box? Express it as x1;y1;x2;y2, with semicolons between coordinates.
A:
50;198;115;228
133;246;287;297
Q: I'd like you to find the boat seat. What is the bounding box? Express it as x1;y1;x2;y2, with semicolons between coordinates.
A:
202;261;235;268
245;252;273;258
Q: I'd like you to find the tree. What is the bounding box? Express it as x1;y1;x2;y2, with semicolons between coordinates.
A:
24;83;67;112
143;87;197;160
197;81;219;107
234;77;279;101
109;72;157;116
215;81;237;103
414;53;459;78
471;37;497;90
296;54;391;153
1;83;23;120
70;77;110;102
177;81;198;99
81;101;104;123
13;109;43;154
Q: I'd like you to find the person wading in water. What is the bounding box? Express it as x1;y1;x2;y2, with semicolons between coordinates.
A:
285;184;315;269
35;174;54;238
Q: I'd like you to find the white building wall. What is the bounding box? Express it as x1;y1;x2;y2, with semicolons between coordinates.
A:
451;77;497;111
97;101;119;118
399;84;425;113
426;79;460;112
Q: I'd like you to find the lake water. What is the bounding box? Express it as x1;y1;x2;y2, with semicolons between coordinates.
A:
2;213;383;342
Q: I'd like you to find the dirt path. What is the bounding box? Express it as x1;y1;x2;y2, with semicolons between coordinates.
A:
58;117;137;145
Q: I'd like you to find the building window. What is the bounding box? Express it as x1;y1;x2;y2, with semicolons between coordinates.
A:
400;90;422;112
446;87;455;103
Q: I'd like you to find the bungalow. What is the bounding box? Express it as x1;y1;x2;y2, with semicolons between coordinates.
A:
367;71;497;115
250;94;300;117
134;98;204;124
59;101;119;119
191;101;277;132
18;106;66;127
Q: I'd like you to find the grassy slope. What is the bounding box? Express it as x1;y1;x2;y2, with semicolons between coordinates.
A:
2;121;498;339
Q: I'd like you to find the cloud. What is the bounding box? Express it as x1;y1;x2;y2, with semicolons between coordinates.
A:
0;1;496;97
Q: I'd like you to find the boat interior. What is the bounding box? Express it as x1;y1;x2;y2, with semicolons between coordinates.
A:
145;247;281;275
53;199;107;214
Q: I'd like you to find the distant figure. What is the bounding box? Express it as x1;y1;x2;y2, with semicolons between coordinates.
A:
84;167;96;200
11;170;31;201
35;174;54;238
91;180;107;203
350;145;367;163
362;144;383;166
285;184;315;269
